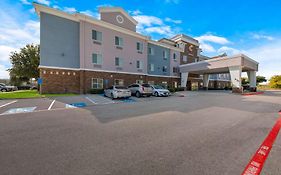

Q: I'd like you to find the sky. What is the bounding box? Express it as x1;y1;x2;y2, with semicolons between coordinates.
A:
0;0;281;79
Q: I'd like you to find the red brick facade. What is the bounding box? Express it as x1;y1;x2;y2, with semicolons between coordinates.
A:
40;68;181;94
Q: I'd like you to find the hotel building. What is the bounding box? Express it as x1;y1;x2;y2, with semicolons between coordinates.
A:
34;3;238;94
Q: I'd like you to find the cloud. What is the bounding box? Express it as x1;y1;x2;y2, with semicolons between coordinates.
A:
216;40;281;79
195;34;231;53
0;64;9;79
165;17;182;24
21;0;50;6
251;33;274;41
133;15;163;27
195;34;230;45
80;10;100;19
133;14;181;38
243;41;281;78
217;46;241;55
20;0;31;5
0;2;40;79
200;43;216;53
129;10;142;16
63;7;77;13
36;0;50;6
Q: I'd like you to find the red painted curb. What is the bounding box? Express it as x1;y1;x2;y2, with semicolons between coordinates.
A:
242;92;264;96
241;113;281;175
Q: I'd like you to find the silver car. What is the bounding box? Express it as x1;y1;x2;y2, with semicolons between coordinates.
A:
151;85;170;97
128;83;153;98
104;86;131;99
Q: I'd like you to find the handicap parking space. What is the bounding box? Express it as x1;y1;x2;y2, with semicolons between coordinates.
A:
51;95;94;108
0;98;67;115
0;93;180;115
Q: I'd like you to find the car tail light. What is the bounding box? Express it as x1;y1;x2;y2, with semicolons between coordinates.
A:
142;86;144;91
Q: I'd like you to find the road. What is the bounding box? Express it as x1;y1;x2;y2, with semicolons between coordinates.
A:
0;91;280;175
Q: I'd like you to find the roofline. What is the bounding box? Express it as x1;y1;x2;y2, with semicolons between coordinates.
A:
99;7;138;25
33;3;148;40
148;40;183;52
179;54;259;67
170;34;199;46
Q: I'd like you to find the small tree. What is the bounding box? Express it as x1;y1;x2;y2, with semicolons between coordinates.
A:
269;75;281;89
256;76;267;84
8;44;40;86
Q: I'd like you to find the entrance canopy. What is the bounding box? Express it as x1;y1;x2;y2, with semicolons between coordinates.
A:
179;54;259;93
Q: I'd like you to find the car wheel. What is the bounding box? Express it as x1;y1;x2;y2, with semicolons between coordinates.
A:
1;89;7;92
155;92;159;97
136;91;141;98
111;93;115;100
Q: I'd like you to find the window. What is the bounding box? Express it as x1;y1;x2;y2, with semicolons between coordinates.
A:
148;81;154;85
163;66;168;72
149;63;154;71
173;53;177;60
115;36;123;46
136;42;143;52
173;67;178;73
92;53;102;65
114;79;124;86
163;50;168;59
148;47;154;55
92;30;102;41
115;57;123;67
136;60;143;69
136;80;144;84
92;78;103;89
183;55;187;62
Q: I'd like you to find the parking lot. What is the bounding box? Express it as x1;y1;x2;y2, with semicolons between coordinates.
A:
0;93;184;116
0;90;281;175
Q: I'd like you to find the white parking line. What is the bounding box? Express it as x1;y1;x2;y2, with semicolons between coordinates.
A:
85;97;97;104
48;100;56;110
0;100;17;108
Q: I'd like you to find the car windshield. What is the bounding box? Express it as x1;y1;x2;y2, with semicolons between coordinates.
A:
154;85;164;89
142;84;151;87
115;86;128;89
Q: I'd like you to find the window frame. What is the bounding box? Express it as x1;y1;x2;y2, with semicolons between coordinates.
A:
92;30;102;42
115;36;123;46
92;53;103;65
114;79;124;86
115;57;123;67
136;42;143;52
92;78;103;89
149;63;154;72
136;60;143;69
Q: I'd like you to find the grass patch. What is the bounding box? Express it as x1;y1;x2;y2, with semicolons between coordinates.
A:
0;90;77;99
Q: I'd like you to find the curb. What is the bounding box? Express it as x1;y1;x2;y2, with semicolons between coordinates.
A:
242;91;264;96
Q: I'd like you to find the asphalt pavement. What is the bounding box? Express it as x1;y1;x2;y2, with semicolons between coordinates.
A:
0;91;280;175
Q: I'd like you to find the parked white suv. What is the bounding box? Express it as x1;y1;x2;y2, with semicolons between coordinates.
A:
128;83;153;98
104;86;131;99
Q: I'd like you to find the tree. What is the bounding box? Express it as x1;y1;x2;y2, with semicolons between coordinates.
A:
256;76;267;84
8;44;40;86
269;75;281;89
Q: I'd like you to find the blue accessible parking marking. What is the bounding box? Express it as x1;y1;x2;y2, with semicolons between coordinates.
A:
3;107;37;115
118;98;136;103
66;102;87;108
